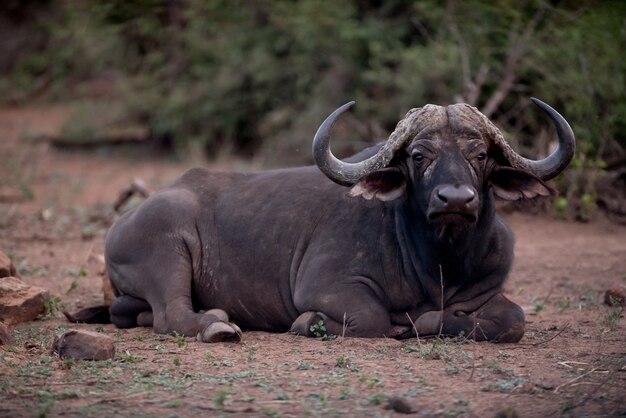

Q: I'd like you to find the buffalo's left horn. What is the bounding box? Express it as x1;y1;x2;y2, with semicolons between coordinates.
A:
313;102;398;186
521;98;576;181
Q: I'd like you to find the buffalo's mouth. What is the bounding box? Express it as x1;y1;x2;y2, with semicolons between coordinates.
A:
426;184;480;225
427;211;478;224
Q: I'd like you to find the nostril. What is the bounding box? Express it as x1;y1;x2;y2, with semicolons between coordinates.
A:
437;185;476;206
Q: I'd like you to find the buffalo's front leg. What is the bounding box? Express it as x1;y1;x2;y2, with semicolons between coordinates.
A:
153;293;242;343
292;280;411;338
413;293;525;343
290;311;409;338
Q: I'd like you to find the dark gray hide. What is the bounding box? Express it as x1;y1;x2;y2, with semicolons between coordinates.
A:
76;98;575;343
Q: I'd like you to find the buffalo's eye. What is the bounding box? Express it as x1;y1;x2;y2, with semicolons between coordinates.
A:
412;152;424;163
476;152;487;161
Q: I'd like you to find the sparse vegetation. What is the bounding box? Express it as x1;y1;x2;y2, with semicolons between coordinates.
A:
1;1;624;220
173;332;187;348
42;295;63;318
213;387;231;410
309;319;328;339
0;3;624;415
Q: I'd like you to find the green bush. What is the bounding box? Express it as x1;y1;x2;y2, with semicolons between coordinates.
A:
1;0;624;177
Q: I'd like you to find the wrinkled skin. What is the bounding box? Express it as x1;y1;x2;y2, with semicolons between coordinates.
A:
71;101;572;344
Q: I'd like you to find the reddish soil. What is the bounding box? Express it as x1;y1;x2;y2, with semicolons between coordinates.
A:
0;106;624;417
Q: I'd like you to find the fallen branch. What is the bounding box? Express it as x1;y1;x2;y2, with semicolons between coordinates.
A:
529;322;570;347
554;367;599;394
113;178;152;212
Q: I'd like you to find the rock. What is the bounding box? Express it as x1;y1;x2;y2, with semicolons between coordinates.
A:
0;251;17;278
0;322;12;345
604;286;626;307
535;379;555;390
384;396;413;414
0;277;51;325
494;407;519;418
52;329;115;360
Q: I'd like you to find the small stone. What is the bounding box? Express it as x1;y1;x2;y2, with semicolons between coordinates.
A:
52;329;115;360
535;379;555;390
0;251;17;278
494;406;519;418
384;396;413;414
604;286;626;307
0;277;51;325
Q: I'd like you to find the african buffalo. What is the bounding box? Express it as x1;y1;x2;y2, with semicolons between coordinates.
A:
67;98;575;343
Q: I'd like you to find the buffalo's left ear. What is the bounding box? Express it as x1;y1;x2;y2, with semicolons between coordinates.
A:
349;168;406;202
489;167;554;200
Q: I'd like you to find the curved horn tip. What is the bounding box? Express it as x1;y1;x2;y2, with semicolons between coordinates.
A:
335;101;356;113
530;97;549;109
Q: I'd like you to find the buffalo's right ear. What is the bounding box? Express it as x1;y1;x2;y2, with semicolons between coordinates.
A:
348;168;406;202
489;167;554;200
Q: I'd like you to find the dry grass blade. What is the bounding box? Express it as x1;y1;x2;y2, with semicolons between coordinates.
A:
406;312;423;353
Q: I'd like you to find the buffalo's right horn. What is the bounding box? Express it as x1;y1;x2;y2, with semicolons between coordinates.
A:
313;102;403;186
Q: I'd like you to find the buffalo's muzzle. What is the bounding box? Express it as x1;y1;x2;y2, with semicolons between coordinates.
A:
427;184;479;222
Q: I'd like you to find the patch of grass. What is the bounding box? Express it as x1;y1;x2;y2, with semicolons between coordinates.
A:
296;361;315;370
215;359;235;367
116;350;145;364
337;388;351;400
262;407;281;417
65;266;89;278
368;393;386;405
556;297;571;313
213;387;231;409
532;298;545;313
444;366;461;375
66;279;80;293
247;344;258;361
358;374;382;389
166;399;182;408
16;259;48;277
42;296;63;318
603;300;623;332
173;332;187;348
309;319;332;339
480;376;526;393
335;355;347;368
273;390;289;401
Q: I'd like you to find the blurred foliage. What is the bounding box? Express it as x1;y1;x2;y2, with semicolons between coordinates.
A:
1;1;624;196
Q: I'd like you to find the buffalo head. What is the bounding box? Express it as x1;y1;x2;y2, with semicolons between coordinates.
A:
313;98;575;236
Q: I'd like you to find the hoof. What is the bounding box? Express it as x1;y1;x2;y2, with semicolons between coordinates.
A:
197;321;242;343
203;309;229;323
290;311;324;336
413;310;443;336
137;311;153;327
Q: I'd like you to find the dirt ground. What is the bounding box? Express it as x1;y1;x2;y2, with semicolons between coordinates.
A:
0;106;624;418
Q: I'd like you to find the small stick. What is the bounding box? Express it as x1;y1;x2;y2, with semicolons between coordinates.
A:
557;360;588;368
554;367;598;394
468;344;477;381
438;264;444;337
530;323;570;346
406;312;423;353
